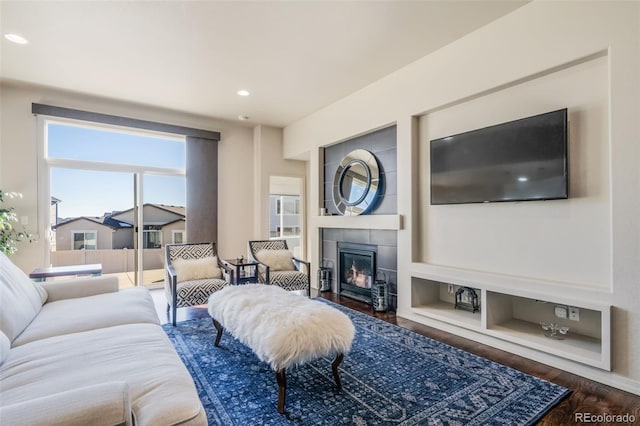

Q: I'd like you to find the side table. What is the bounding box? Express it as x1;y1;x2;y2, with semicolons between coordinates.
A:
223;258;260;284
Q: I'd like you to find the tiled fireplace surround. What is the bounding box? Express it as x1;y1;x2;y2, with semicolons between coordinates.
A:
321;126;398;310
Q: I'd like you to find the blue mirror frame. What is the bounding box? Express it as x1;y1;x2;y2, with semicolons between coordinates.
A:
332;149;382;216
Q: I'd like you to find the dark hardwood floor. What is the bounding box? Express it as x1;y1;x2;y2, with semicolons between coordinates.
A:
152;289;640;425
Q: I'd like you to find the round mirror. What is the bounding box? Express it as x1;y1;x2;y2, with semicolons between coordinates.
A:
333;149;382;216
339;160;370;205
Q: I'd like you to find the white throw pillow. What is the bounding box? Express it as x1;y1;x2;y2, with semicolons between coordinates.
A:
0;252;47;342
256;249;295;271
172;256;222;282
0;330;10;366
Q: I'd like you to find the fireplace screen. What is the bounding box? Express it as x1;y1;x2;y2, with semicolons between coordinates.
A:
337;242;377;304
343;253;373;289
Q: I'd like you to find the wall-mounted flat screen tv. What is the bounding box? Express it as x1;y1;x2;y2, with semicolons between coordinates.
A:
430;108;568;205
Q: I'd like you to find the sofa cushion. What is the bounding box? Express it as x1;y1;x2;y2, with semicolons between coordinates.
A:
12;286;160;347
255;249;295;271
42;275;118;302
0;381;132;426
0;323;205;426
0;252;47;342
172;256;222;282
0;331;9;366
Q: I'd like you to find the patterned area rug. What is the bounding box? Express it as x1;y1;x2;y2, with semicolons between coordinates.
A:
163;300;570;425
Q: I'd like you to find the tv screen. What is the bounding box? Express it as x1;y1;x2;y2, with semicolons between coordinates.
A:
430;108;568;205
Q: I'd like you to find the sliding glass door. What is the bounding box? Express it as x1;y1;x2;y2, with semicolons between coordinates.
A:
45;120;186;289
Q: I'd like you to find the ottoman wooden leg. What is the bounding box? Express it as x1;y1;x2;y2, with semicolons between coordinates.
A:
332;353;345;389
276;369;287;414
212;318;224;347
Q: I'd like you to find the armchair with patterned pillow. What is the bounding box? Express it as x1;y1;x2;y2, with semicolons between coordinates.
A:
165;242;232;326
248;239;310;297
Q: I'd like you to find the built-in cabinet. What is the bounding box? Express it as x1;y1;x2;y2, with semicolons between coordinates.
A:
409;263;611;371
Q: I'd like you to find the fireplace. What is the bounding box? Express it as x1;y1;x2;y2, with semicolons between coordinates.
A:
337;242;377;304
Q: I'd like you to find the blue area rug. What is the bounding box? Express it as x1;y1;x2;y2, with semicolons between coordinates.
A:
163;300;570;425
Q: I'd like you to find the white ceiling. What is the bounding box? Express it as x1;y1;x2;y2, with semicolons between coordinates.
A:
1;1;526;128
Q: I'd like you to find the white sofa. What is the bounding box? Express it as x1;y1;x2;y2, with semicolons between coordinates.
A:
0;252;206;426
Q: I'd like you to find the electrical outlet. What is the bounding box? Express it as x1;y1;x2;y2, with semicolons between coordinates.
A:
568;306;580;321
448;284;454;295
554;305;568;319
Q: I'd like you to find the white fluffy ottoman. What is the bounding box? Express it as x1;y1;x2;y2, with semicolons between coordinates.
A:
207;284;355;414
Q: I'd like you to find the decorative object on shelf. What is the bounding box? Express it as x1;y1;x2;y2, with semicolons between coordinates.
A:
332;149;382;216
236;255;244;263
317;262;332;292
540;322;570;340
454;287;480;313
371;271;389;312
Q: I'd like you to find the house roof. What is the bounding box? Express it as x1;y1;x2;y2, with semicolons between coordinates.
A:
156;204;186;216
109;204;185;219
102;215;134;229
55;204;185;230
161;218;186;228
53;216;114;230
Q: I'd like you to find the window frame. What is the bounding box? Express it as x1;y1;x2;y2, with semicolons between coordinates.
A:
71;230;98;250
37;116;187;266
172;230;185;244
143;229;163;249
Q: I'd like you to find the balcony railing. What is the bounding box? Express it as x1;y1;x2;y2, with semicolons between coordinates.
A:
50;248;164;288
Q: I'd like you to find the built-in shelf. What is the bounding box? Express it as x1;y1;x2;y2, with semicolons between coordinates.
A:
409;271;611;370
410;262;611;306
486;319;602;365
411;279;482;331
412;303;481;330
312;214;402;230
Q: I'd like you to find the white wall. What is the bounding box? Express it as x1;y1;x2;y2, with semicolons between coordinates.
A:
283;1;639;391
0;82;255;271
419;54;610;289
252;125;306;241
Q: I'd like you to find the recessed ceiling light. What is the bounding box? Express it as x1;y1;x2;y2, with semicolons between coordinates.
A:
237;90;250;97
4;33;29;44
238;115;250;121
518;176;528;182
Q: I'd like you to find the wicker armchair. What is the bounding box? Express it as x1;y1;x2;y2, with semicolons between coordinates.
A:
247;239;310;297
165;242;232;326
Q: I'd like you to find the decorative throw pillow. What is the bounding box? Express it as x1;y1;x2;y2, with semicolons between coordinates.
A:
256;249;295;271
0;330;10;366
172;256;222;282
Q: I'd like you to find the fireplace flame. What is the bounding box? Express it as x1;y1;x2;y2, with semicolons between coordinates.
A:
346;260;371;288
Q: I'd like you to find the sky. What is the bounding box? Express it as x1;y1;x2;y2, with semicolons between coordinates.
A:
48;123;186;218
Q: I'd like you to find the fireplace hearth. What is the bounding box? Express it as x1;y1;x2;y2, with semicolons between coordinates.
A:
337;242;377;304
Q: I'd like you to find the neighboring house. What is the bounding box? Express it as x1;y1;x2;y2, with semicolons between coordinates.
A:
49;196;62;252
110;204;186;249
53;217;123;251
52;204;185;250
50;196;61;226
269;195;300;239
101;215;135;249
